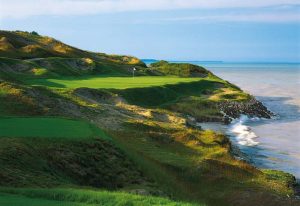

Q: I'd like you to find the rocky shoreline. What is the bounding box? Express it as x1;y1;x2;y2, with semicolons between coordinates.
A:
186;96;274;126
189;96;300;198
218;96;274;123
222;98;300;198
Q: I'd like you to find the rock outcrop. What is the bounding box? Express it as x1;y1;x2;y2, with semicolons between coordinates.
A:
218;97;273;122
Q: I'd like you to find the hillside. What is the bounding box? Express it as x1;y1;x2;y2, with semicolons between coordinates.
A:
0;30;298;206
0;31;145;66
0;30;147;80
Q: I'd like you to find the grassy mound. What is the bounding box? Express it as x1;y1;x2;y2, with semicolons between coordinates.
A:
0;30;145;67
0;30;147;80
149;60;210;77
116;78;223;107
0;126;145;188
0;188;198;206
0;82;45;116
0;57;147;80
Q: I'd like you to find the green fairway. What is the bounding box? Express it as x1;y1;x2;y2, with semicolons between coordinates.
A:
0;188;198;206
0;193;87;206
0;117;110;140
26;76;203;89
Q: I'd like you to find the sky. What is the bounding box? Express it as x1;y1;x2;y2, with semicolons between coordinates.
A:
0;0;299;62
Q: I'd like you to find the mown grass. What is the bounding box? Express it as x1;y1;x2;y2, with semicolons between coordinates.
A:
25;76;204;89
0;188;199;206
0;193;86;206
0;117;110;140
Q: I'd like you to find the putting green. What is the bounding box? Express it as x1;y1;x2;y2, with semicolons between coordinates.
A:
26;76;203;89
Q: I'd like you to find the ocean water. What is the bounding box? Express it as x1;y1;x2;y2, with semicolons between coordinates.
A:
198;62;300;179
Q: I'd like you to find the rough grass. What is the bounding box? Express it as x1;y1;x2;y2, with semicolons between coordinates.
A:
110;122;244;204
0;117;110;140
208;88;250;102
0;188;198;206
169;97;221;121
0;136;146;188
25;76;204;89
0;57;146;80
0;82;44;115
149;60;209;77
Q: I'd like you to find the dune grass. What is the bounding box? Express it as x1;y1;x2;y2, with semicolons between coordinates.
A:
25;76;204;89
0;117;110;140
149;60;209;77
0;188;198;206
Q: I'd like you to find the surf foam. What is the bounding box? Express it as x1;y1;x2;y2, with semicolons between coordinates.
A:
229;115;259;146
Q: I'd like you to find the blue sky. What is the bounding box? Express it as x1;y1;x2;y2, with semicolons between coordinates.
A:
0;0;299;62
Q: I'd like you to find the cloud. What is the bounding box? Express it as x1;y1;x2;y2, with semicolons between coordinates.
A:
0;0;299;23
161;13;300;23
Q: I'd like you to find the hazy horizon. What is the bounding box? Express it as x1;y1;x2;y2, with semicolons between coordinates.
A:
141;59;300;64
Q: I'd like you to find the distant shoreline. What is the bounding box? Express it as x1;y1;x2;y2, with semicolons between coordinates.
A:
141;59;300;64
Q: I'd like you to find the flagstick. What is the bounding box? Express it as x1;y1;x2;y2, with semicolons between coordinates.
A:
133;67;136;78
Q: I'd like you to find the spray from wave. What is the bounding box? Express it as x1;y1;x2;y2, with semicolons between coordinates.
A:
229;115;259;146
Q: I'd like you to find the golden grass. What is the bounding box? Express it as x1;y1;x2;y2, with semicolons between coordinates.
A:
209;88;250;102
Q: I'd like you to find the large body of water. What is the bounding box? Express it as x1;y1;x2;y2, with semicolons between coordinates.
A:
201;62;300;179
145;60;300;179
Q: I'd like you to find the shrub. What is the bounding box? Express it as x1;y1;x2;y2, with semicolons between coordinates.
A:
30;31;39;36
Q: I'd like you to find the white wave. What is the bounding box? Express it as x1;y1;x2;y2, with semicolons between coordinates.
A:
229;115;259;146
